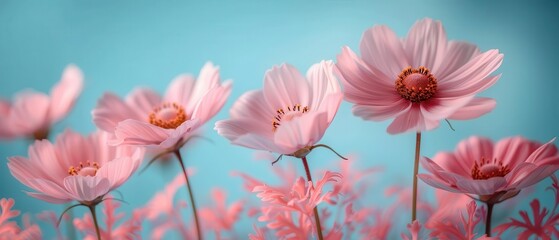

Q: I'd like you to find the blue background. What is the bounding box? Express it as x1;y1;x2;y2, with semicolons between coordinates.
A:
1;1;558;238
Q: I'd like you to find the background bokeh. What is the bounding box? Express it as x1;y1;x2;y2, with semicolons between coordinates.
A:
1;1;558;238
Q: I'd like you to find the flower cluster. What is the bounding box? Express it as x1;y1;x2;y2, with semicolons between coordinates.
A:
2;17;558;240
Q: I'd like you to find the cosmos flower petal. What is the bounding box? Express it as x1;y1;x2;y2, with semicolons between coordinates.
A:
351;99;411;121
48;64;84;123
420;95;474;120
191;80;232;124
263;64;311;109
63;176;111;202
11;91;50;134
125;88;162;117
26;192;70;204
455;178;507;196
387;104;440;134
307;60;341;110
417;174;460;193
164;74;196;112
447;97;496;120
186;62;223;113
435;41;480;79
439;50;503;92
404;18;447;73
112;119;171;146
274;111;329;154
92;93;142;132
360;25;409;78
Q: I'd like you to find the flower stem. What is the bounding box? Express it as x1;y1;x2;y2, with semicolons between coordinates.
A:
301;157;324;240
485;203;494;237
63;203;77;240
174;150;202;240
87;205;101;240
412;131;421;222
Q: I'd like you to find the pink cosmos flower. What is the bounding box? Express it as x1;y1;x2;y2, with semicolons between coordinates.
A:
93;62;232;151
336;18;503;134
418;136;559;203
215;61;342;157
7;129;144;205
0;65;83;140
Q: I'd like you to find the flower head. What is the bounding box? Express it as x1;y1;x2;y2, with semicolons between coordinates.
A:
7;129;144;205
0;65;83;140
215;61;343;157
92;62;232;151
418;136;559;203
336;18;503;134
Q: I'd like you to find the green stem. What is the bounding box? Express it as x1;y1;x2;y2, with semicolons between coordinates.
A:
88;205;101;240
174;150;202;240
412;131;421;222
64;203;77;240
301;157;324;240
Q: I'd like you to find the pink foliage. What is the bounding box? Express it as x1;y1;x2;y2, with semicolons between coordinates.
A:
427;200;493;240
494;176;559;239
74;197;142;240
0;198;42;240
199;188;244;239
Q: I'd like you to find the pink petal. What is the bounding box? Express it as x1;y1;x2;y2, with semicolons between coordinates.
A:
226;90;274;136
447;97;496;120
404;18;447;73
493;137;537;169
11;91;50;135
231;132;287;154
63;176;110;202
454;136;494;166
306;60;341;110
510;164;559;189
96;152;142;189
159;119;199;149
54;129;97;177
191;80;232;124
92;93;142;132
164;74;196;113
430;152;470;177
125;88;162;117
263;64;311;109
273;111;329;154
29;178;73;201
48;64;84;123
26;192;70;204
525;138;558;164
438;50;503;96
420;95;474;121
112;119;171;146
455;177;507;195
386;104;439;134
360;25;409;78
187;62;222;113
315;93;343;123
351;99;411;121
417;174;460;193
435;41;480;79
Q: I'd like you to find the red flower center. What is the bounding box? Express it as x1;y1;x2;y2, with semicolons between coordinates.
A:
395;66;438;102
471;157;511;180
149;103;187;129
272;104;309;131
68;161;100;176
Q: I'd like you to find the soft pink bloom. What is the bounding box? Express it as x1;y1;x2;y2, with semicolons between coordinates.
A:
7;129;144;204
0;198;42;240
215;61;343;157
495;175;559;239
418;136;559;203
93;62;232;151
336;18;503;134
0;65;83;139
74;197;143;240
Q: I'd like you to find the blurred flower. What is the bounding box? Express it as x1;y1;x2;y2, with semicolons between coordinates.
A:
74;197;143;240
427;201;495;240
0;198;42;240
336;18;503;134
93;62;231;151
418;136;559;204
215;61;342;158
7;130;144;205
0;65;83;140
199;189;244;236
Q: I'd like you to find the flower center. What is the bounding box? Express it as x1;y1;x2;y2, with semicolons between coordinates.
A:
395;66;438;102
272;104;309;131
471;157;511;180
149;103;187;129
68;161;100;177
